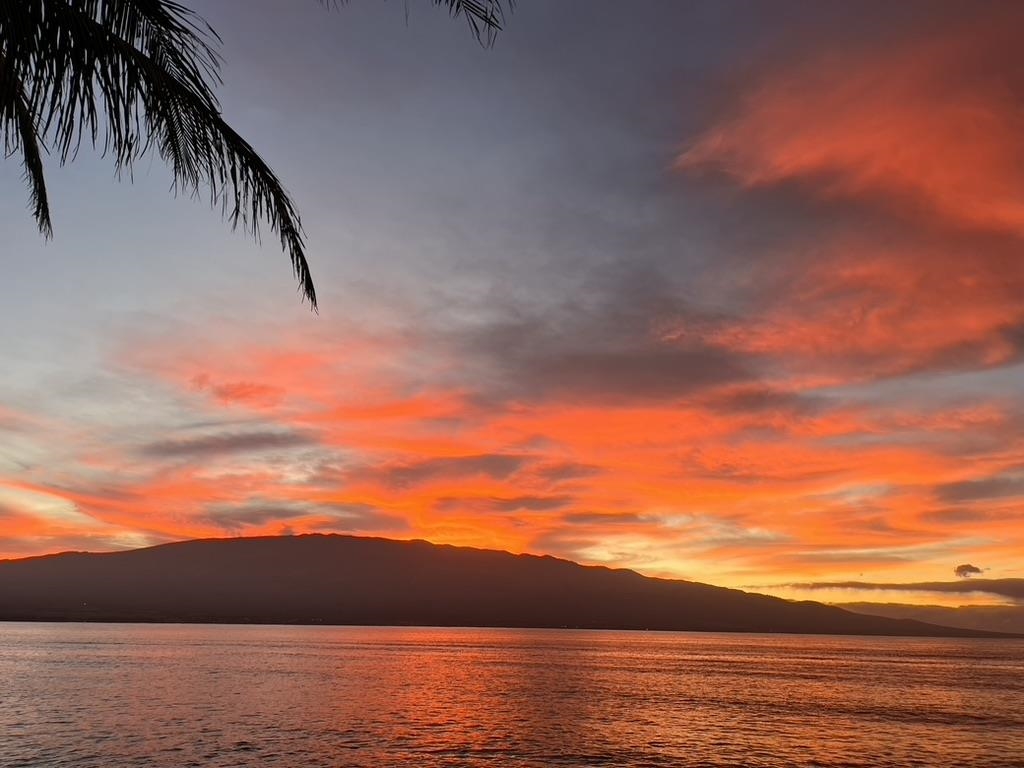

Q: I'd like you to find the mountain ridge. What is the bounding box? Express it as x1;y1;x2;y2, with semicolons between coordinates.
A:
0;534;1016;638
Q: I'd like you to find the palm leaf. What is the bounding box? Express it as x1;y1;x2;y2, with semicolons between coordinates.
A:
433;0;510;45
323;1;510;45
0;47;52;237
2;0;315;307
1;0;513;309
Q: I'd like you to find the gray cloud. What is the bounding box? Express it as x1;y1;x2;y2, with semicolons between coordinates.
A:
444;265;754;405
525;345;748;403
532;461;603;483
562;511;647;525
955;563;983;579
200;501;311;528
488;495;573;512
304;505;409;534
712;387;795;413
200;500;407;534
697;385;823;416
936;471;1024;504
431;495;570;513
919;507;994;524
40;481;142;503
140;430;316;458
358;453;528;488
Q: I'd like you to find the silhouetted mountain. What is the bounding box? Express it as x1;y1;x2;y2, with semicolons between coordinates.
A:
838;602;1024;635
0;534;1012;637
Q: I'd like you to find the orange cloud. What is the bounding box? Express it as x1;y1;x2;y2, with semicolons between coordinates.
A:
673;12;1024;384
7;312;1021;592
5;319;1021;593
678;12;1024;237
692;241;1024;381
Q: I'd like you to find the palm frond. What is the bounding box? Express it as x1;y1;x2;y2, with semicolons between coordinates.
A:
434;0;510;45
0;0;513;310
2;0;315;308
322;1;512;46
0;48;52;237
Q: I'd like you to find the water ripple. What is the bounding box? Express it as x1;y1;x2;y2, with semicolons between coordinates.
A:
0;624;1021;767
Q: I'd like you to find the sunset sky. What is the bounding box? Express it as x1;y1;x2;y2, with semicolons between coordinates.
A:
2;0;1022;608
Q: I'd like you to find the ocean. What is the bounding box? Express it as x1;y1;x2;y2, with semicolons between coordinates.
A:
0;623;1021;767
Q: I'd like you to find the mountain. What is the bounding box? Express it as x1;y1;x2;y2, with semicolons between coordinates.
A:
838;602;1024;635
0;534;1012;637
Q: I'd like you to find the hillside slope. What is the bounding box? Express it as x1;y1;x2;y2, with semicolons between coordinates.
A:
0;534;1010;637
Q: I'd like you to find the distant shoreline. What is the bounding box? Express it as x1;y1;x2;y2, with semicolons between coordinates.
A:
2;617;1022;640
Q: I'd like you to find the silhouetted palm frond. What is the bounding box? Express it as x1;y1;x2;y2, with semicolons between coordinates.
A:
1;1;511;310
321;1;510;45
435;0;510;45
0;0;315;307
0;47;52;237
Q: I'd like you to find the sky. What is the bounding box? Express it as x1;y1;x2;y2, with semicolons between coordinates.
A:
2;0;1023;609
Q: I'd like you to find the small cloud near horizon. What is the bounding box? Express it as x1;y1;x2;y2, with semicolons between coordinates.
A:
955;563;983;579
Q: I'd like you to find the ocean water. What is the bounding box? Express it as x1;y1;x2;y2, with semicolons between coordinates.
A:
0;624;1021;767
